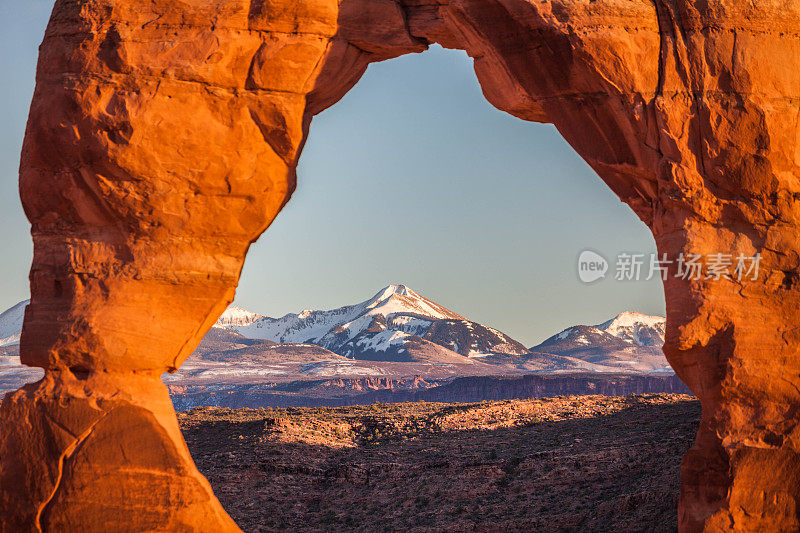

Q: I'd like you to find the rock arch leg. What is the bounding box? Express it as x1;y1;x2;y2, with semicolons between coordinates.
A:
408;2;800;529
1;1;424;530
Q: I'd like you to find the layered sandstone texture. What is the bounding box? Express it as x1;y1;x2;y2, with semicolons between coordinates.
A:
1;0;799;531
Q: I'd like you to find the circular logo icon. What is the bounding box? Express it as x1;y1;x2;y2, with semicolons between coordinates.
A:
577;250;608;283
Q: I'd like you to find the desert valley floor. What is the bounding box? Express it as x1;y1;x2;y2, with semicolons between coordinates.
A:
181;394;700;532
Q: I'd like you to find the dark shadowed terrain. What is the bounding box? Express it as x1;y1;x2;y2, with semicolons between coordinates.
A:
180;394;700;532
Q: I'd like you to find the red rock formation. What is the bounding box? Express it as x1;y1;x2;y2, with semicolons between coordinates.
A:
1;0;799;531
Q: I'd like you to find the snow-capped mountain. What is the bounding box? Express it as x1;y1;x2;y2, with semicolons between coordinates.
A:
0;292;675;401
596;311;665;346
217;285;527;363
418;319;528;358
225;284;463;343
530;312;668;372
0;300;27;347
215;306;263;328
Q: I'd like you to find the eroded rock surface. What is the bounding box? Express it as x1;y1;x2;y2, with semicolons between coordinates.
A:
2;0;799;531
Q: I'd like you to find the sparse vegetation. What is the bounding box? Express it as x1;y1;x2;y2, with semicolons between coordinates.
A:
180;394;700;532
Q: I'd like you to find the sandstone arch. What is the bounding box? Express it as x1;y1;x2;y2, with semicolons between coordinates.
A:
1;0;799;531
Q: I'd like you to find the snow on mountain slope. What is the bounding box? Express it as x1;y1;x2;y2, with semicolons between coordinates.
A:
531;312;669;373
215;306;264;328
596;311;665;346
232;284;464;345
389;315;435;336
337;329;478;364
0;300;28;347
223;285;528;363
421;319;529;358
0;294;671;384
0;286;514;367
534;325;631;355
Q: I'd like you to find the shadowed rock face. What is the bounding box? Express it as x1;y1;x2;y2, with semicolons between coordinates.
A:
1;0;799;531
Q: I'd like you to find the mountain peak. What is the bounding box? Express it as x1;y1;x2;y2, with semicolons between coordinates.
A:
596;311;665;347
374;284;415;299
388;283;410;293
364;285;465;321
216;284;469;355
598;311;664;330
216;306;263;328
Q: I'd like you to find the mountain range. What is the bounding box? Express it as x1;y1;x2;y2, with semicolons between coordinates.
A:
530;311;668;372
194;284;669;373
0;285;672;398
214;285;528;364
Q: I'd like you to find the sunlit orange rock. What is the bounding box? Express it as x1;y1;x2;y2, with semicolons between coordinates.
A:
2;0;799;531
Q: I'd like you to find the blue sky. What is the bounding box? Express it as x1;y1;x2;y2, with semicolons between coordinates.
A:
0;2;664;346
